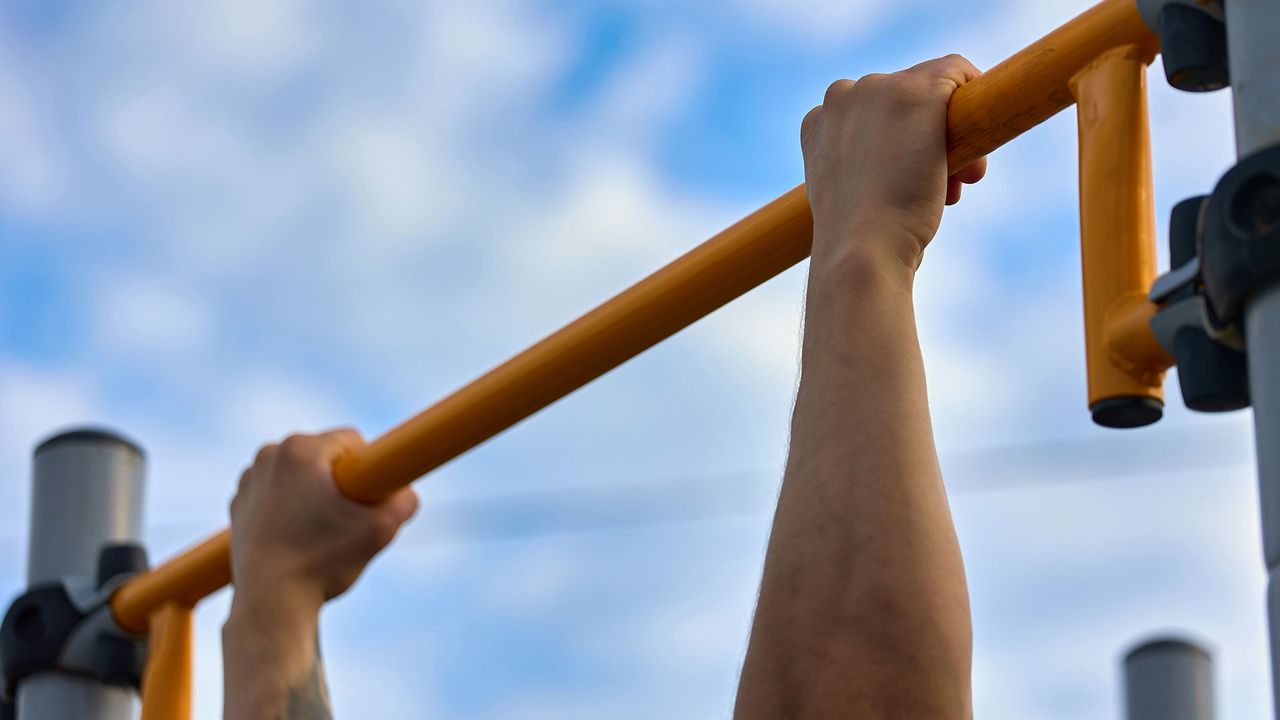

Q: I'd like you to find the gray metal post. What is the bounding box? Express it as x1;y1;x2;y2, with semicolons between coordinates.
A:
1124;638;1215;720
1224;0;1280;715
14;429;145;719
1252;281;1280;719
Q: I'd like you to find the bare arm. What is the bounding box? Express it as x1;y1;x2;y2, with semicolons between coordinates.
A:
735;55;988;720
223;430;419;719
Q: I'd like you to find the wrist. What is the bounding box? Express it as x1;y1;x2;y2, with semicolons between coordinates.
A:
807;232;917;301
222;582;324;718
226;577;324;643
798;237;922;385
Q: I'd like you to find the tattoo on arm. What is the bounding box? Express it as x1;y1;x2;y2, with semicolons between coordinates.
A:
285;633;334;720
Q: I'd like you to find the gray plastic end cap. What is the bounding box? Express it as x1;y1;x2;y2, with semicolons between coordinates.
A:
34;427;145;459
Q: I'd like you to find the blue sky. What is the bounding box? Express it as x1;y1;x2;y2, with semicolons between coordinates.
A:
0;0;1266;717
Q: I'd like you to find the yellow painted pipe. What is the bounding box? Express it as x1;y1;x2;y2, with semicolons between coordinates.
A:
111;0;1159;633
139;602;193;720
1070;43;1171;427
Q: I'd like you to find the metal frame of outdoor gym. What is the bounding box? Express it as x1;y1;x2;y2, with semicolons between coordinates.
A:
3;0;1277;717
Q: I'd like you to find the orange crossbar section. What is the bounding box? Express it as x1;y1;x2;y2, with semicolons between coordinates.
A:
111;0;1159;633
140;602;194;720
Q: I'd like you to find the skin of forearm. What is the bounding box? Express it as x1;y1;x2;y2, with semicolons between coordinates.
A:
222;586;334;720
735;239;972;719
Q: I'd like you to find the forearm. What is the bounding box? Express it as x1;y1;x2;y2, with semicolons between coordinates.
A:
223;587;334;720
736;244;971;718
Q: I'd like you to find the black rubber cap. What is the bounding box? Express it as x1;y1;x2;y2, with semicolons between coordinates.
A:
34;427;144;459
1170;195;1208;269
1173;328;1250;412
1158;4;1230;93
1091;396;1163;428
96;543;149;589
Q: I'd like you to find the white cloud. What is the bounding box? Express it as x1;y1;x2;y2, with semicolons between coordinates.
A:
583;34;708;147
0;361;101;522
728;0;914;44
0;30;68;215
139;0;324;81
326;114;460;242
94;277;215;358
957;461;1269;719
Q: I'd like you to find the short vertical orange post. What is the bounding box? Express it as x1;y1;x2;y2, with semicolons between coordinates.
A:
1070;43;1169;428
140;603;193;720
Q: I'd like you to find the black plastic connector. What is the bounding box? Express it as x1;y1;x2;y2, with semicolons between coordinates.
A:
1169;195;1206;275
0;585;83;707
1158;3;1230;92
94;542;149;689
1200;143;1280;328
1163;196;1252;412
0;543;150;708
1173;327;1249;411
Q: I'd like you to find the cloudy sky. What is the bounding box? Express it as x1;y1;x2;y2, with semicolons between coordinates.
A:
0;0;1266;717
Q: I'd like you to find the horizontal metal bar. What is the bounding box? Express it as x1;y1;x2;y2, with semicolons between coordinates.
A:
110;0;1158;633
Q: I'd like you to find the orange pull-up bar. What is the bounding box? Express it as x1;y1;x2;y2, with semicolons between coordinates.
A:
110;0;1166;634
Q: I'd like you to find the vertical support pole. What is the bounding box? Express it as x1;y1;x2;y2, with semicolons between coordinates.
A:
1223;0;1280;716
1069;43;1167;429
1254;286;1280;719
139;603;192;720
15;430;145;719
1124;638;1215;720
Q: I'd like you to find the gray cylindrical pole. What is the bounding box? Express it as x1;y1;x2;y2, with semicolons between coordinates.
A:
1225;0;1280;157
1124;638;1215;720
1251;284;1280;720
15;429;145;720
1225;0;1280;716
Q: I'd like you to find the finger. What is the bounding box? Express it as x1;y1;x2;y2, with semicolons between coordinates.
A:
235;467;252;496
312;427;367;465
946;177;963;206
385;487;420;525
954;156;988;185
908;53;982;90
801;105;823;147
229;471;248;517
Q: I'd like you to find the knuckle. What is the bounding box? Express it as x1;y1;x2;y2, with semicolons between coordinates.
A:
252;443;276;467
949;53;977;74
853;72;889;93
327;426;363;447
823;79;853;105
279;434;310;463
